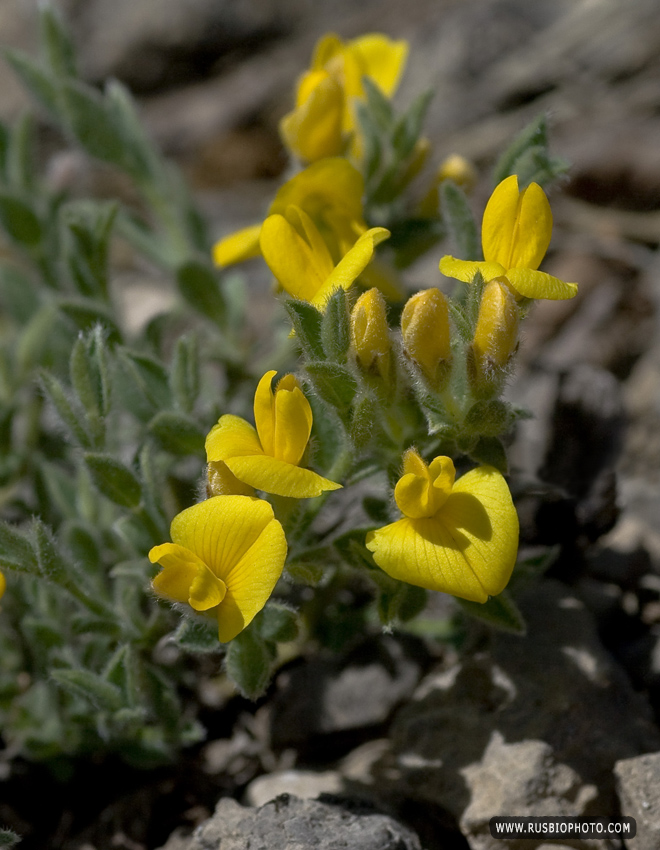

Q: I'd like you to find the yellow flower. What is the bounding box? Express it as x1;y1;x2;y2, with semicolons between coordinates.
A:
439;174;578;300
149;495;286;642
205;370;342;498
260;205;389;309
400;288;452;386
351;287;391;378
366;449;518;602
280;32;408;163
213;158;366;269
0;570;6;600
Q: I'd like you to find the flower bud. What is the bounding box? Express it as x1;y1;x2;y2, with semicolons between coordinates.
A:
418;153;477;217
469;278;519;394
436;154;477;192
401;288;452;389
351;288;391;379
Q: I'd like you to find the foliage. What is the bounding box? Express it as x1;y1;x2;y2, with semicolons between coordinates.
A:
0;4;572;775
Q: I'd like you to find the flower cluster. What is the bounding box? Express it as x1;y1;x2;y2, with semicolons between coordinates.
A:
150;30;580;664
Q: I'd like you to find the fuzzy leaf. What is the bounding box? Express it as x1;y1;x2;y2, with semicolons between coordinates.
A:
3;48;60;117
84;452;142;508
285;299;325;361
321;288;351;363
33;518;70;584
40;3;77;78
173;618;222;654
148;410;205;455
492;114;548;187
457;589;526;635
169;334;200;414
52;668;124;712
176;260;226;325
469;435;508;473
0;191;41;246
392;89;433;159
464;399;512;437
61;80;127;167
0;519;38;576
258;602;298;643
305;361;357;413
225;627;273;700
440;181;479;262
40;371;92;448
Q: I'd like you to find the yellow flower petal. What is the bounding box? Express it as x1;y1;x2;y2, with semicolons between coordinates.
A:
286;206;335;281
189;566;227;612
447;465;519;597
481;174;521;268
367;516;491;602
367;464;518;602
280;72;345;162
169;496;277;579
216;514;287;642
270;158;365;233
509;181;553;270
310;33;343;70
260;213;327;301
253;370;277;457
213;224;262;268
311;226;390;308
482;176;552;270
205;415;263;463
394;452;455;518
0;570;5;599
349;34;409;98
149;543;208;604
439;256;506;284
225;455;341;499
272;375;313;466
506;267;578;301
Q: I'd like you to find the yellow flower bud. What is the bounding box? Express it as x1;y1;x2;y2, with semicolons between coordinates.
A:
436;154;477;192
418;153;477;217
401;288;452;388
351;288;391;378
470;278;519;392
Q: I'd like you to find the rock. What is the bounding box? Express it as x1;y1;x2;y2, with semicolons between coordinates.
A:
461;734;600;850
269;634;430;756
358;580;658;848
614;751;660;850
158;794;423;850
245;769;343;808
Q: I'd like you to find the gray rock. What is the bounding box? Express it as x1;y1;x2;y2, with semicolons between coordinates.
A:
615;751;660;850
269;634;429;752
460;734;601;850
359;581;658;848
158;795;423;850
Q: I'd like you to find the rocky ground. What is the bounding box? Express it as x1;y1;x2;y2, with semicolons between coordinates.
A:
2;0;660;847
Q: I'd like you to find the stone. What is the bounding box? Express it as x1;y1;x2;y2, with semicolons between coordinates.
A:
269;634;430;754
359;580;659;848
158;794;423;850
614;751;660;850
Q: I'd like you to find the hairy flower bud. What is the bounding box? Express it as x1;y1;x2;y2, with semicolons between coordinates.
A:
401;288;452;389
469;278;519;394
351;288;391;379
436;154;477;192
